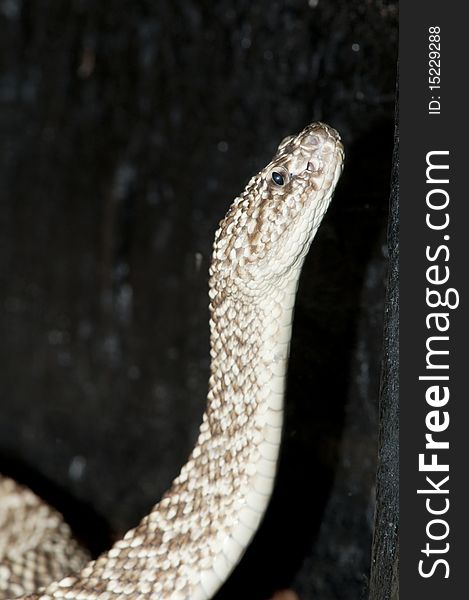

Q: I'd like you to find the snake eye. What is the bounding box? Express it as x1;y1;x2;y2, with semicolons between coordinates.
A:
271;171;285;186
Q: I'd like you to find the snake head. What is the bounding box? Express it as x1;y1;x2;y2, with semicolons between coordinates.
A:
211;122;344;297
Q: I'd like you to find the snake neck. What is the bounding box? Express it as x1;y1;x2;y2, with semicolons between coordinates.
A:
147;273;300;598
164;272;300;593
205;276;298;442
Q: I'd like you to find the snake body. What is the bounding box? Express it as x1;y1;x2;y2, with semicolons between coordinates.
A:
0;122;344;599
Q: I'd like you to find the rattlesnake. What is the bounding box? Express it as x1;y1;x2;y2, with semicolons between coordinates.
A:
0;122;344;600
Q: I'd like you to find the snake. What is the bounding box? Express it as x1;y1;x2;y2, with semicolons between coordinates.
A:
0;122;344;600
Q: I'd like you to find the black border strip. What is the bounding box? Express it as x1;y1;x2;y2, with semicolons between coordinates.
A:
400;3;468;597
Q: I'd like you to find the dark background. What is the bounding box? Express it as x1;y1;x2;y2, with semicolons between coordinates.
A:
0;1;397;599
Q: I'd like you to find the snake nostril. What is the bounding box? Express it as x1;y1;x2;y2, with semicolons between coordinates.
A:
306;159;321;173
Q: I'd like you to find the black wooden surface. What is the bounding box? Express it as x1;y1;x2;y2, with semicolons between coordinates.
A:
369;82;399;600
0;2;397;599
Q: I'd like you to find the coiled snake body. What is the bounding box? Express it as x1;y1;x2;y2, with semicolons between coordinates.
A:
0;122;344;599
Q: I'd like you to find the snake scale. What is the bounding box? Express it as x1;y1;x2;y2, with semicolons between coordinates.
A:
0;122;344;600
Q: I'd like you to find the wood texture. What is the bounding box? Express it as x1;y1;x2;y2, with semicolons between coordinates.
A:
369;81;399;600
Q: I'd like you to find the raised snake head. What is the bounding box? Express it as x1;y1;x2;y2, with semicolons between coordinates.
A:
210;122;344;298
